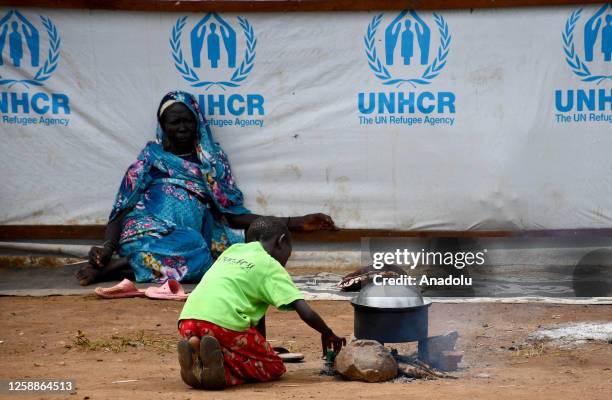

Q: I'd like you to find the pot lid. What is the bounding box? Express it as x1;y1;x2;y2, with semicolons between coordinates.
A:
351;282;429;309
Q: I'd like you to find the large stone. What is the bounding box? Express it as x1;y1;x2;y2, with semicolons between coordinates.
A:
334;339;398;382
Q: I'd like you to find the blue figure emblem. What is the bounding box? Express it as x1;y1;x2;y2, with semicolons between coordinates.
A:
400;20;414;65
583;3;611;62
170;14;256;89
207;23;220;68
190;13;236;69
562;4;612;84
9;21;23;66
0;10;39;67
384;10;430;66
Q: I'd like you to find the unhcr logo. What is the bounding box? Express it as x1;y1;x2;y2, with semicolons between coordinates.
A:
170;13;264;127
555;3;612;124
0;10;70;127
364;10;450;87
358;10;456;128
171;13;255;90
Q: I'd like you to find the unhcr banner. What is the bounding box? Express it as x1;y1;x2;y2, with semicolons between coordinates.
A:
0;5;611;229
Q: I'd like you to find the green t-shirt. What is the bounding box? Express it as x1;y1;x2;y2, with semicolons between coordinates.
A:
179;241;304;332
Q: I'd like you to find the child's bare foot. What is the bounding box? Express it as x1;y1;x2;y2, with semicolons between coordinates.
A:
178;339;202;389
199;336;226;390
188;336;201;352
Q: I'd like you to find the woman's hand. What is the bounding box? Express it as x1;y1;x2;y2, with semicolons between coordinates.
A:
88;246;113;269
292;213;336;232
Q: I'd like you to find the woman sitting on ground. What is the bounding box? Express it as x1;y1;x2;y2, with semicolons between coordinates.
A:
76;90;335;286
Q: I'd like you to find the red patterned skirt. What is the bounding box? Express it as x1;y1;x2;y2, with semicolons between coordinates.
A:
178;319;286;386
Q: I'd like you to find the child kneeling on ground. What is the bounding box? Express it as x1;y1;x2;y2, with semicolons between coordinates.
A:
177;216;346;389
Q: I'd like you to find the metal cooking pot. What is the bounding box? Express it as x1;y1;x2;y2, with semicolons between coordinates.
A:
351;283;432;344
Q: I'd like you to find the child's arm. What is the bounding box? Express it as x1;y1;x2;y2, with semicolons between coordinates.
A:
290;299;346;356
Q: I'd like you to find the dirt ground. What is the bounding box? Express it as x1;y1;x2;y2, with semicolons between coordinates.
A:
0;297;611;400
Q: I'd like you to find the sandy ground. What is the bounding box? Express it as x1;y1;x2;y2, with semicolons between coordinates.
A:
0;297;611;400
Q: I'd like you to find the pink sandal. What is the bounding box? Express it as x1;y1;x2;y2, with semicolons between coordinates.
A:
144;279;189;301
94;278;146;299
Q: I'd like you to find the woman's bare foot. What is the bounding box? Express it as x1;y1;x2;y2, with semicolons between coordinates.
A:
75;262;105;286
75;258;131;286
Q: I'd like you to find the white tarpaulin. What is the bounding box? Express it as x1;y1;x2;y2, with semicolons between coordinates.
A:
0;5;611;229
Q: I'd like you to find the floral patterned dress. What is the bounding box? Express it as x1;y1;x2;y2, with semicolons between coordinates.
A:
108;91;249;283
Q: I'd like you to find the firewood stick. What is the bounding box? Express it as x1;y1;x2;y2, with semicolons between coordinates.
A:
413;359;457;379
